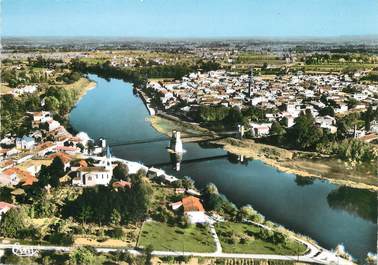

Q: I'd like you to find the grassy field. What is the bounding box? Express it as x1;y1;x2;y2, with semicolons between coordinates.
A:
138;221;216;252
215;222;307;255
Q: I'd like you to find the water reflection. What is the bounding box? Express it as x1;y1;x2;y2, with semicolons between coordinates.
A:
169;152;183;171
227;152;249;166
327;186;377;223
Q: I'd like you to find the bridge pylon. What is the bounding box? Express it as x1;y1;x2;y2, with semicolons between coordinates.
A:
238;124;245;139
170;130;183;154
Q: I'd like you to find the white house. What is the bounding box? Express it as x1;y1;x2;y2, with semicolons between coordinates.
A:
315;115;336;127
16;136;35;150
370;120;378;133
46;120;61;131
250;122;272;137
28;111;53;123
182;196;208;224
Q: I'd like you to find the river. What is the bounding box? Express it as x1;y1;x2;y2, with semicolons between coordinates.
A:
69;74;377;261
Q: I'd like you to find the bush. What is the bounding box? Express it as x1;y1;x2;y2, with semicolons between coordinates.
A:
110;227;124;239
69;246;98;265
48;232;74;246
0;207;28;238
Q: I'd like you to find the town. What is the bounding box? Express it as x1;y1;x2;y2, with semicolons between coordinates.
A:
0;36;377;265
146;69;377;138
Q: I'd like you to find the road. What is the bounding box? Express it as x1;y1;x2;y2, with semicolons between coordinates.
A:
0;239;354;265
0;216;353;265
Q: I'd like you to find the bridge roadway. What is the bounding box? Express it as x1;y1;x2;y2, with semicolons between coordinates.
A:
147;154;229;168
108;131;237;147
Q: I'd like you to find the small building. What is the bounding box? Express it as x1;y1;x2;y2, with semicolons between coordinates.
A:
112;180;132;189
250;123;272;138
72;147;113;187
47;152;73;171
0;201;16;221
46;120;61;131
182;196;207;224
16;136;35;150
0;167;37;186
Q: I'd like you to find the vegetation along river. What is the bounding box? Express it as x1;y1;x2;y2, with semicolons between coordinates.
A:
69;74;377;261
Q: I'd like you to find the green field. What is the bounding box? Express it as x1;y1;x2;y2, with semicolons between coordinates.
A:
138;221;216;252
215;222;307;255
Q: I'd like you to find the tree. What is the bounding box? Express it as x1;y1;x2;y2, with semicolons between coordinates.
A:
110;209;122;225
0;187;13;203
287;111;323;150
270;121;286;144
238;205;257;221
113;163;129;181
78;205;93;224
319;106;335;117
181;176;195;189
362;105;378;131
204;183;219;195
346;98;358;109
48;157;65;187
0;207;28;238
127;177;153;221
69;247;98;265
144;245;154;265
37;165;51;189
33;192;57;218
44;96;60;113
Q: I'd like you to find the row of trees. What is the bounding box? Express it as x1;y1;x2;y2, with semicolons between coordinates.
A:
71;58;222;87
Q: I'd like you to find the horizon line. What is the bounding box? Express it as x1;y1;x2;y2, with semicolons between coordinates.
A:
2;34;378;41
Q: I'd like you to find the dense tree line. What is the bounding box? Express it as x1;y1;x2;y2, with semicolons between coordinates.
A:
30;56;64;68
361;71;378;82
71;60;196;86
42;85;78;116
62;171;153;225
0;94;41;136
0;85;77;136
71;58;222;87
195;105;269;129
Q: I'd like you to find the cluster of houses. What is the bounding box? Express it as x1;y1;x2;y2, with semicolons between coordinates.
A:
12;84;38;96
147;70;378;138
109;55;167;68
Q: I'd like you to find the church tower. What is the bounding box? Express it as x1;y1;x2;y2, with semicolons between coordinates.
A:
104;145;112;171
248;67;254;98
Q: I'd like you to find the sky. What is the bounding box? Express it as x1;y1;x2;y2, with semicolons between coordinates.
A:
2;0;378;38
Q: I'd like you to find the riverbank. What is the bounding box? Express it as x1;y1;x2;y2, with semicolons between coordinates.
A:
63;77;97;100
149;115;378;191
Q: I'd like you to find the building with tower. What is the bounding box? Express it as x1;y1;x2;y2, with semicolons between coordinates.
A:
72;146;114;187
248;67;254;98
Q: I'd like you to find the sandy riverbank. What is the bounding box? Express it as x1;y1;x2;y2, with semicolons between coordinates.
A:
63;77;97;100
149;115;378;191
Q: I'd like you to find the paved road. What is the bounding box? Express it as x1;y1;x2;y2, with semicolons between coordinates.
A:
0;241;354;265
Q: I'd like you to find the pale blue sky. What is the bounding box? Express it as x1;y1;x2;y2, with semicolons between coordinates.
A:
2;0;378;38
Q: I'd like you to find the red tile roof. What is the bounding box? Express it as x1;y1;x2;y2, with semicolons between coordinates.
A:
0;201;16;211
47;152;73;164
182;196;204;212
112;181;132;188
2;167;37;186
